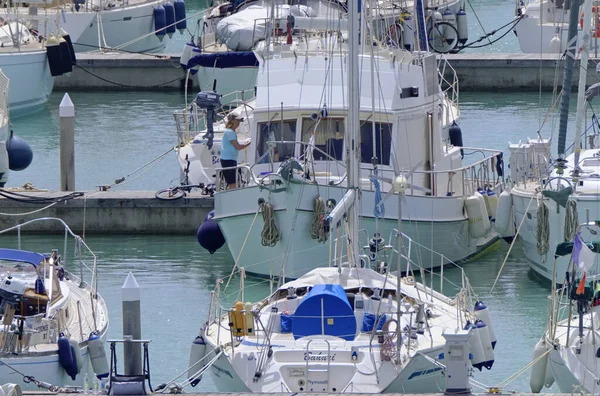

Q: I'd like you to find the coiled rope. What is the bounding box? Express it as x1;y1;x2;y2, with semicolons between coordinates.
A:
536;198;550;257
260;201;281;247
564;199;578;242
311;195;328;243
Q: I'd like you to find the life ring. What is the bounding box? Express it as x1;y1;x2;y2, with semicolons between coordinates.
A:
580;8;600;37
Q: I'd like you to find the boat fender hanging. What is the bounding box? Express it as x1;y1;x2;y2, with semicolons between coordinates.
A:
6;131;33;171
188;335;207;387
465;192;490;238
197;211;225;254
174;0;187;33
69;338;83;374
474;301;497;348
494;190;513;236
486;189;498;221
448;121;463;158
401;15;414;51
530;338;550;393
88;332;109;378
164;2;176;38
58;36;73;75
46;35;64;77
58;334;78;380
495;152;504;177
154;5;167;41
60;29;76;66
475;319;494;369
456;8;468;45
464;321;485;371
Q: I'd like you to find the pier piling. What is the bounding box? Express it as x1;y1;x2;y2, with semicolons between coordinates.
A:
59;93;75;191
122;272;142;375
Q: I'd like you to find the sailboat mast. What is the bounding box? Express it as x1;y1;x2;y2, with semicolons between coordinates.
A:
347;0;360;266
557;0;582;158
573;0;593;173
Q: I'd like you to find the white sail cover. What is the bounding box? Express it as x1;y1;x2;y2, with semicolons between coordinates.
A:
216;4;316;51
279;267;398;291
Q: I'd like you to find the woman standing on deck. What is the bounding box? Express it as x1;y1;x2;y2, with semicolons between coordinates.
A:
220;114;250;190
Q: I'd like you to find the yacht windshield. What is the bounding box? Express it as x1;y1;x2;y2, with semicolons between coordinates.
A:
301;117;345;161
360;122;392;165
256;120;297;163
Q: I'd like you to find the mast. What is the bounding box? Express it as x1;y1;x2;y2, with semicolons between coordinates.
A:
573;0;593;174
347;0;360;266
557;0;582;158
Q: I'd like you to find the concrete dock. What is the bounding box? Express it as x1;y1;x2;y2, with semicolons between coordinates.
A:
19;392;579;396
55;52;600;91
0;190;213;234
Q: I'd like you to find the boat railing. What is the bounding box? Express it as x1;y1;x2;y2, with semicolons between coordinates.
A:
365;147;503;197
0;70;8;129
0;217;99;300
437;55;459;125
390;230;470;299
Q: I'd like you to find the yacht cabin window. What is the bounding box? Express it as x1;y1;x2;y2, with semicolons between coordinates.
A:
256;120;297;163
360;122;392;165
301;117;345;161
582;158;600;168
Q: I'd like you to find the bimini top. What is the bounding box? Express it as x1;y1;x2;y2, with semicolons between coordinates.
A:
0;248;45;267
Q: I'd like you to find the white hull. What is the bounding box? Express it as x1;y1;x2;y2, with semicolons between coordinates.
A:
207;344;447;393
216;183;496;279
514;0;600;53
0;337;102;390
36;1;166;53
1;50;53;115
512;189;600;282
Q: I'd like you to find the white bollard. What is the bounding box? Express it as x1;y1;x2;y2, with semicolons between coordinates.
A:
59;93;75;191
122;272;142;375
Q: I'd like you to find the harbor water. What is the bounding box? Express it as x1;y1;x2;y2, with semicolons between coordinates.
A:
0;0;586;392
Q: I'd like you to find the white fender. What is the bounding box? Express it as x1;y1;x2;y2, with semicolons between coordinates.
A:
475;319;494;369
495;190;513;235
0;384;21;396
474;301;497;349
465;192;490;238
69;338;83;373
466;322;485;371
87;333;109;379
486;190;499;220
188;335;207;385
530;338;549;393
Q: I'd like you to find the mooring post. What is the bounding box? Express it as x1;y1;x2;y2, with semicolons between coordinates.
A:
122;272;142;375
59;93;75;191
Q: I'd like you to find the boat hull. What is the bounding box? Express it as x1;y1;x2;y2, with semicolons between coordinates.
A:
39;2;166;53
512;189;600;282
1;50;53;116
215;183;496;279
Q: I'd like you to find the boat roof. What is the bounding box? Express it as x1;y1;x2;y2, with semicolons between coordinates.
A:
0;248;45;267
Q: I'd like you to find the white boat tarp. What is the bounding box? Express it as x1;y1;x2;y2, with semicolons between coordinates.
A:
216;4;316;51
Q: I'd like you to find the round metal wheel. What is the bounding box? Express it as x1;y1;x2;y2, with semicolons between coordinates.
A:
427;21;459;54
155;188;185;200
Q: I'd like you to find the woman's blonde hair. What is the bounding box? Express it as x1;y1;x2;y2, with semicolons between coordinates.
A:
225;116;241;129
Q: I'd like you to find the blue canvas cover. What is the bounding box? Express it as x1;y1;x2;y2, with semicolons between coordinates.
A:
292;284;356;341
0;248;44;267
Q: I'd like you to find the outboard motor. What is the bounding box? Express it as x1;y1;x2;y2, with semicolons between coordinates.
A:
193;91;221;149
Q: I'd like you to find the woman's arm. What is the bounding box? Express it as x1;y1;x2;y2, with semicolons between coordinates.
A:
230;139;251;150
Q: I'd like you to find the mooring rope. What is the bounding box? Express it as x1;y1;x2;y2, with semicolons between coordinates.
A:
260;201;281;247
537;198;550;257
564;199;578;242
310;195;328;243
